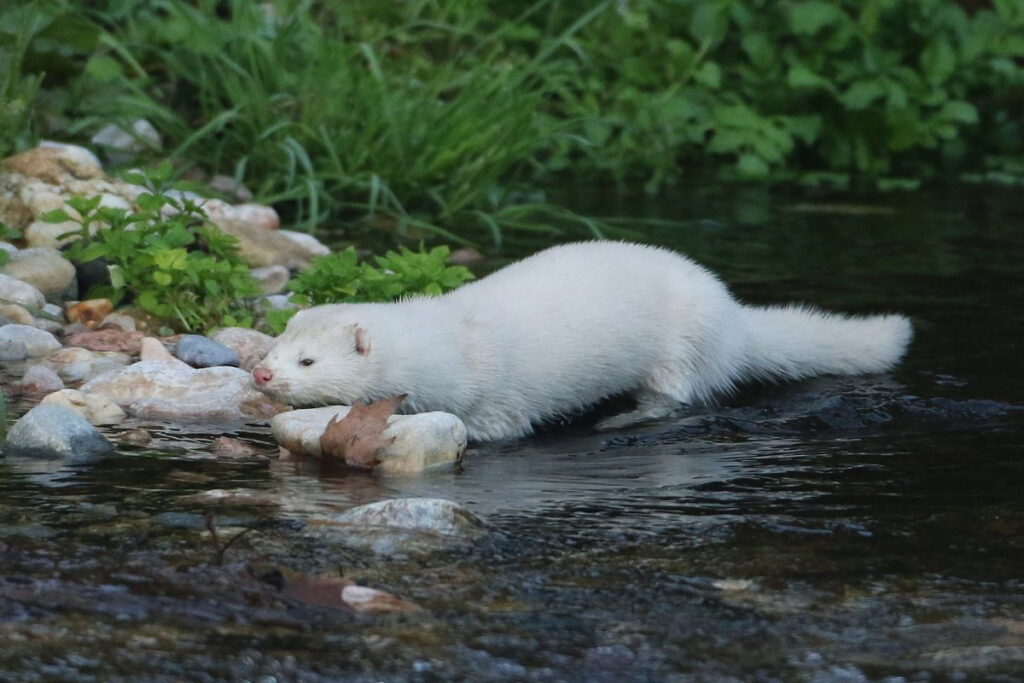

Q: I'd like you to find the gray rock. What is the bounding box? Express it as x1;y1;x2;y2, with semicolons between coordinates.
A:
307;498;489;557
81;360;283;422
0;273;45;309
0;324;60;357
3;404;114;462
17;364;64;394
271;405;467;475
175;334;241;368
0;338;28;361
209;327;274;371
0;248;77;301
43;346;132;383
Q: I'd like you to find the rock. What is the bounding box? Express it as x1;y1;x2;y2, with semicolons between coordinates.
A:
0;241;17;255
91;119;162;154
0;338;27;361
263;294;299;310
64;328;146;354
43;346;132;382
0;303;35;325
0;324;60;357
23;219;78;248
209;436;265;458
250;264;290;294
209;327;274;371
0;273;45;309
139;336;180;363
449;247;485;265
3;144;104;184
208;174;253;202
306;498;488;557
41;302;64;320
271;406;467;475
41;388;127;425
66;299;114;328
120;428;152;446
207;202;279;231
279;229;330;257
3;403;114;462
17;365;65;395
174;334;240;368
0;248;77;301
81;360;285;422
97;312;136;332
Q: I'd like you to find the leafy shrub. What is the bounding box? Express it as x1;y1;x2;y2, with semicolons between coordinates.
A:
42;185;260;333
547;0;1024;189
268;245;475;333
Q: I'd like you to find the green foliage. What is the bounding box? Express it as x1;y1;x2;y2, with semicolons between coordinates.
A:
269;245;475;333
550;0;1024;189
4;0;1022;242
42;185;260;333
287;245;474;305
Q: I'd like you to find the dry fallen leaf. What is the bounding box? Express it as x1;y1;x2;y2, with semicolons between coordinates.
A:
319;394;407;470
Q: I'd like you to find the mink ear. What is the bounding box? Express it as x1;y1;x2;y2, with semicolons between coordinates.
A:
354;326;371;356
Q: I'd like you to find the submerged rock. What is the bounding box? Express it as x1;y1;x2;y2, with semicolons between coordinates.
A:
306;498;489;557
209;327;274;371
0;324;61;357
81;360;284;422
175;334;240;368
3;404;114;462
272;405;467;475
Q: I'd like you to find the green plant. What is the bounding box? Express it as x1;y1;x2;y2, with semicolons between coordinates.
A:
268;245;475;333
41;185;260;333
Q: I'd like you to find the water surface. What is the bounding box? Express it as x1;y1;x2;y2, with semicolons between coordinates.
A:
1;183;1022;681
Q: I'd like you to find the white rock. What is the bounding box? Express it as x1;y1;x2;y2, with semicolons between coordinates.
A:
271;405;467;475
0;273;45;309
91;119;162;153
42;388;127;425
0;324;60;357
208;175;253;202
81;360;283;422
98;312;137;332
0;242;16;254
279;229;330;256
0;338;27;361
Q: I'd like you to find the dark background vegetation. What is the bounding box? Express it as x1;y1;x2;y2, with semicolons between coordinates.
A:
1;0;1022;241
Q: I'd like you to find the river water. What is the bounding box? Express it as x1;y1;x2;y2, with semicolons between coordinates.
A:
1;184;1022;681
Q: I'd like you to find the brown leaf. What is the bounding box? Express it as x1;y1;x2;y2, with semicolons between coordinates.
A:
319;394;406;470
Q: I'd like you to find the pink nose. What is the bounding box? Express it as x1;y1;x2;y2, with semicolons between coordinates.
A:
253;366;273;385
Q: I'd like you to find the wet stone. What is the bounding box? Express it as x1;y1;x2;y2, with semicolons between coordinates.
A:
3;403;114;462
175;334;240;368
307;498;489;557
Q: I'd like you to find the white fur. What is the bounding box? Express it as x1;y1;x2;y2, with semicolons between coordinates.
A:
255;242;912;441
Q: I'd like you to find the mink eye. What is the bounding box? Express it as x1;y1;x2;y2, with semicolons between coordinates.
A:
299;358;315;367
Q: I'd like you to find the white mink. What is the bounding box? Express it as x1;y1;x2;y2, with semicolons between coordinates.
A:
253;241;913;441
